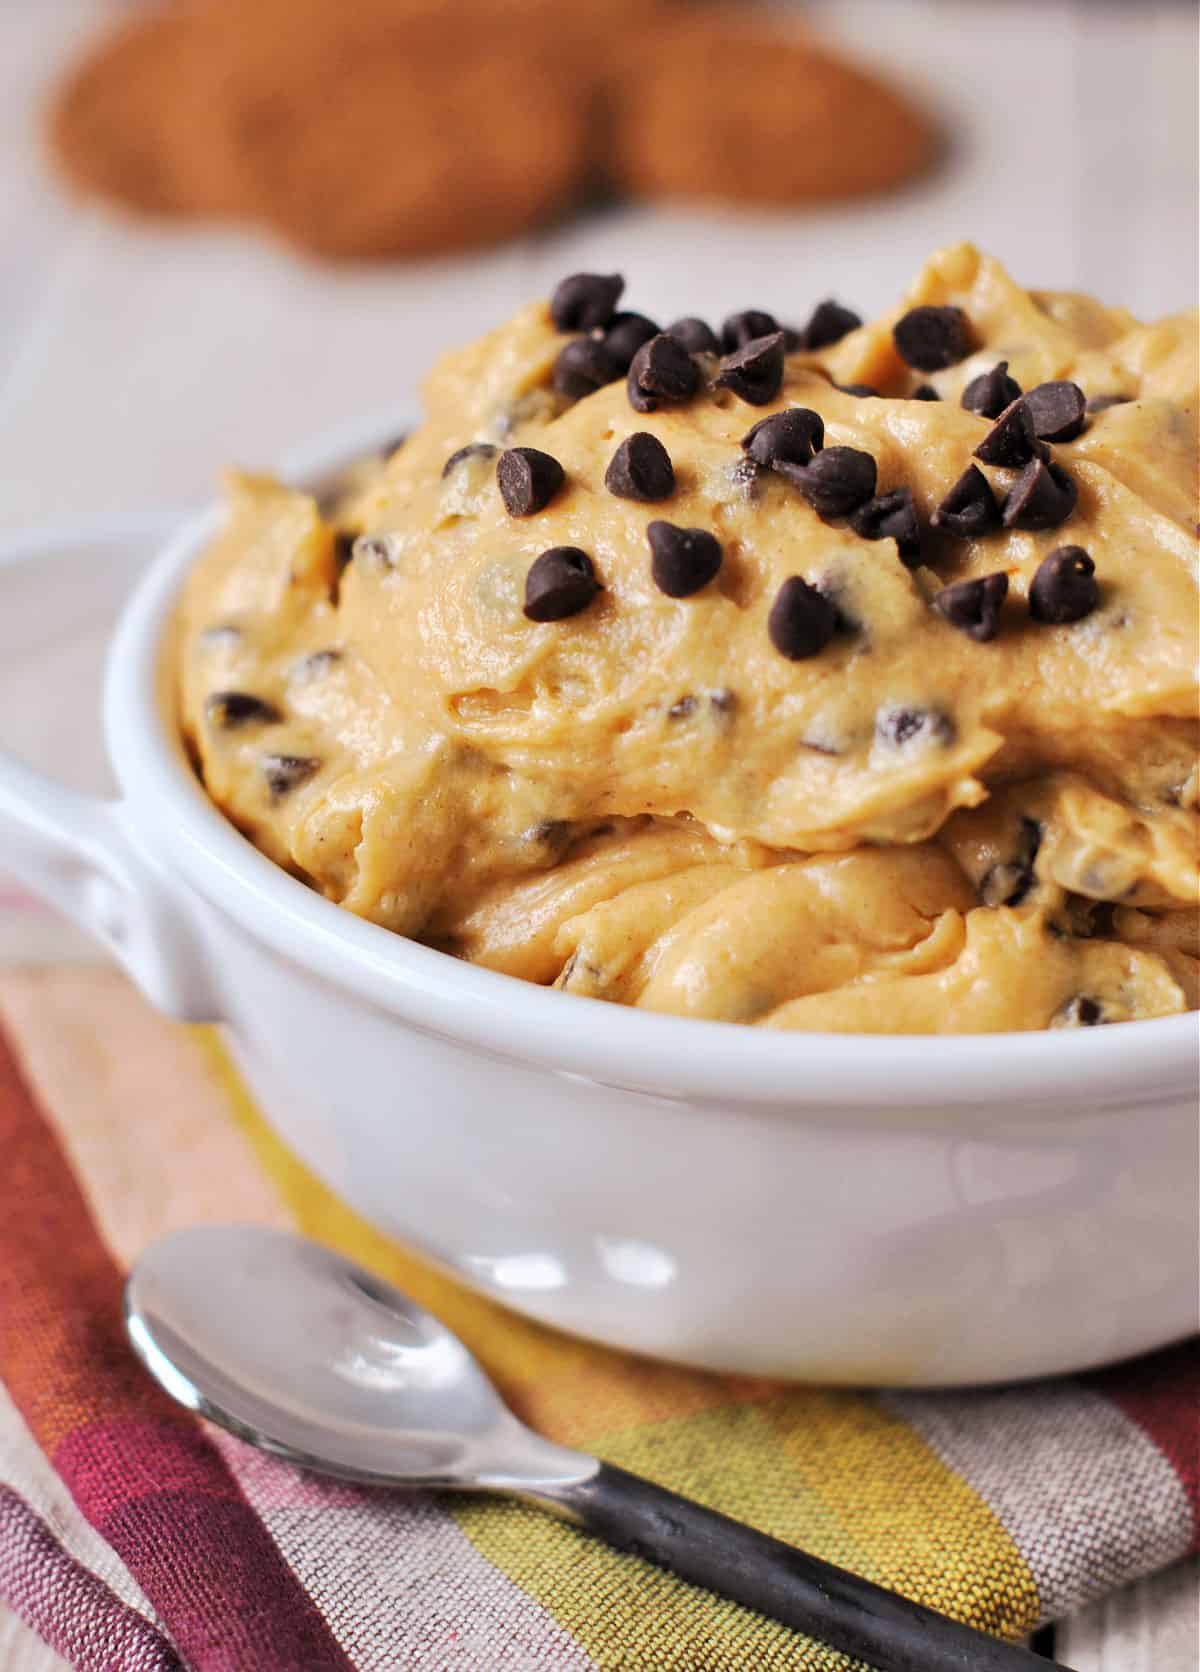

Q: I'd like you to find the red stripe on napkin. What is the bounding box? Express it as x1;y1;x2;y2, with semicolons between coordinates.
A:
1084;1339;1200;1547
0;1020;355;1672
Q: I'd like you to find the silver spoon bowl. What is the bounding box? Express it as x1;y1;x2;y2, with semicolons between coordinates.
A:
126;1225;1069;1672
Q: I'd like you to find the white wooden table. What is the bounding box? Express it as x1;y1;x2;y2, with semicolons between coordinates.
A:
0;2;1196;1665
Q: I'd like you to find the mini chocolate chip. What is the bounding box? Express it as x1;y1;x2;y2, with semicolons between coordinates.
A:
205;691;282;729
1002;458;1078;530
603;312;660;371
332;530;357;572
1085;392;1131;414
892;306;971;371
778;446;877;517
666;316;720;354
554;337;621;400
291;649;342;683
442;442;498;478
198;624;242;649
627;333;701;413
836;382;879;398
710;687;737;714
714;332;786;405
741;407;824;469
648;521;723;597
353;533;401;570
961;360;1022;419
531;819;573;854
802;299;862;349
980;815;1042;908
849;488;922;565
668;694;698;720
1029;545;1099;624
1023;380;1087;442
721;309;780;351
767;576;838;660
1051;994;1104;1028
934;572;1009;641
262;753;321;799
550;272;624;332
931;465;1000;538
876;705;956;747
912;384;941;400
605;432;675;501
974;397;1044;468
497;447;565;516
524;547;599;621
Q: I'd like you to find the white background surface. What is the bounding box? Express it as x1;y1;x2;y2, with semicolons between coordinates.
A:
0;1;1196;1666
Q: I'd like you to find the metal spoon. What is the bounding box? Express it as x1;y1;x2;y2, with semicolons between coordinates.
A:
126;1226;1069;1672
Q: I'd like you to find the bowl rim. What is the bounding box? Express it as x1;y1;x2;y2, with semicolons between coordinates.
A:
101;413;1199;1111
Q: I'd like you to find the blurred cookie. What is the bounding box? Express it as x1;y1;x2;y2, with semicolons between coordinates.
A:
46;0;938;259
225;30;595;261
609;20;938;207
47;7;247;219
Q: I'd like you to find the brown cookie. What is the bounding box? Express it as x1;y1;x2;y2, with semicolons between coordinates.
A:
608;20;938;207
47;6;248;219
224;25;596;261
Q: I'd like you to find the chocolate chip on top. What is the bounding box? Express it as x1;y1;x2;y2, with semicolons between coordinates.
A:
1022;380;1087;443
1002;458;1078;530
262;753;321;800
442;441;498;478
931;464;999;538
1029;545;1100;623
205;691;282;729
741;407;824;469
802;299;862;350
767;577;838;660
973;397;1045;468
497;447;565;516
627;332;701;414
911;384;940;401
553;337;620;400
550;272;624;333
714;332;787;406
961;360;1021;419
778;446;877;517
647;521;723;597
524;547;600;621
934;572;1009;641
721;309;781;351
892;305;971;371
602;312;660;372
849;488;921;566
605;432;675;501
666;316;720;355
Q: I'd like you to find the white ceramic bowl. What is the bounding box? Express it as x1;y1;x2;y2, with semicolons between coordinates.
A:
3;422;1196;1385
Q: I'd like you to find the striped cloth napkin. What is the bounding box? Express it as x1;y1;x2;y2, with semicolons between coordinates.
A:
0;964;1196;1672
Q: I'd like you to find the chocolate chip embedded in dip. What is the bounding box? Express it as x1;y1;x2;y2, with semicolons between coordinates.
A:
177;243;1199;1033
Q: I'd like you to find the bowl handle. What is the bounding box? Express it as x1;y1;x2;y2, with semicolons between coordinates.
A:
0;751;221;1020
0;511;221;1021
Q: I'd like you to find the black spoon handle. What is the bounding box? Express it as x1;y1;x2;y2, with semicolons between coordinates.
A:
537;1462;1072;1672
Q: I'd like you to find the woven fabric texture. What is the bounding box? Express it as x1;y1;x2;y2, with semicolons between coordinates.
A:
0;967;1195;1671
